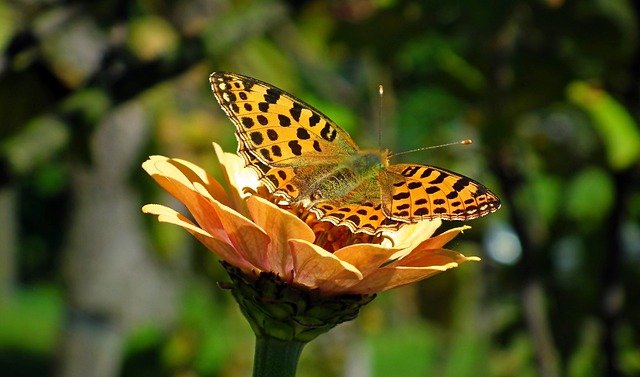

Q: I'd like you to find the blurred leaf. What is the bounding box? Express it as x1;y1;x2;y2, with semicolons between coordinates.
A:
530;174;563;223
0;286;63;353
36;12;107;87
0;3;19;52
368;323;438;377
489;334;537;377
62;88;111;124
127;16;179;61
1;116;69;175
567;320;601;377
567;81;640;170
443;334;488;377
565;167;614;224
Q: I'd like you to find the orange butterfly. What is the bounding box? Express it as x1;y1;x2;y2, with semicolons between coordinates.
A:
211;72;500;234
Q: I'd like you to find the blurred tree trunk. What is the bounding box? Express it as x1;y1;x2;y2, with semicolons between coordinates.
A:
58;102;181;377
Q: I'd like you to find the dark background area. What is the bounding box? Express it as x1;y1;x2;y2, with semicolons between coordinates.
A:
1;0;639;376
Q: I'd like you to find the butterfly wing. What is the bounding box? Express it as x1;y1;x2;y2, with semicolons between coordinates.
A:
380;164;501;222
210;72;358;169
310;174;397;235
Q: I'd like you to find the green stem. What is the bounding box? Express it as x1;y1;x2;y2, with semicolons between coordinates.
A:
253;336;307;377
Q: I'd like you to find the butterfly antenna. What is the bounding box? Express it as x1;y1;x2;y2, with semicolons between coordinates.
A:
378;84;384;148
390;139;473;158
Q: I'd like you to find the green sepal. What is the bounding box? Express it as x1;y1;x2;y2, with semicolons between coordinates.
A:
221;262;376;343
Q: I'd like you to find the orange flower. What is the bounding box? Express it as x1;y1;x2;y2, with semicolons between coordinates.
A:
142;143;479;296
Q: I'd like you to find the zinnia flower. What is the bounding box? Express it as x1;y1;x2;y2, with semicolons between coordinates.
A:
142;143;480;376
143;143;478;292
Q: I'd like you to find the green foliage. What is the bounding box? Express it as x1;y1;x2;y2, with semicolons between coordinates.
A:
0;286;63;353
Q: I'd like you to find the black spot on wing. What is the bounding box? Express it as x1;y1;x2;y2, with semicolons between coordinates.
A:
290;103;302;122
453;178;471;192
309;113;320;127
250;132;263;145
241;117;254;128
392;192;410;200
288;140;303;156
278;114;291;127
296;128;311;140
264;88;281;104
267;129;278;141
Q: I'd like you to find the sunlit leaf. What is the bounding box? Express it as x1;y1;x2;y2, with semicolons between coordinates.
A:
567;81;640;170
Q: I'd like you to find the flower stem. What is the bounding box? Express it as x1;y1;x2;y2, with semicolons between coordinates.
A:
253;336;306;377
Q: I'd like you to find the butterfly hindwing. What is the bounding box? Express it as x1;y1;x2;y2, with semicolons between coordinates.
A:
381;164;501;221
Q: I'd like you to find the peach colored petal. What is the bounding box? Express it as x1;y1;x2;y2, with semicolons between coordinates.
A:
388;225;471;261
143;158;272;271
347;265;458;294
381;219;441;249
288;239;362;292
195;193;273;272
142;204;254;270
143;156;230;207
341;249;479;294
168;157;233;207
414;225;471;251
213;142;256;216
333;244;404;277
246;196;315;276
394;248;480;268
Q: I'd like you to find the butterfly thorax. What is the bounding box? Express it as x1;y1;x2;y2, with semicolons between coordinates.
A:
294;149;390;207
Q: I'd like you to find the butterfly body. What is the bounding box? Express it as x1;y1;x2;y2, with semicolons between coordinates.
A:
302;150;387;202
211;72;501;234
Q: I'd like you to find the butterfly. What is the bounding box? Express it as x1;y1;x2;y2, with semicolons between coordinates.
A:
210;72;500;235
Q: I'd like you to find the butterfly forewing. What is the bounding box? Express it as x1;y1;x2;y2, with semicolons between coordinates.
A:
382;164;501;221
210;72;358;169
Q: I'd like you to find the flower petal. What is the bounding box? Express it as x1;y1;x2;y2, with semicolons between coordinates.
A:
381;219;442;249
143;156;231;207
213;142;258;216
348;265;457;294
143;157;272;271
394;248;480;267
288;239;362;293
142;204;254;270
345;250;478;294
333;244;404;276
246;196;316;276
413;225;471;251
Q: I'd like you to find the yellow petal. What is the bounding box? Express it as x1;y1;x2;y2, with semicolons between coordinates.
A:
246;196;316;276
288;239;362;292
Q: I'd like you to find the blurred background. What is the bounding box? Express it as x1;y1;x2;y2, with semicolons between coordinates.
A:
1;0;640;376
